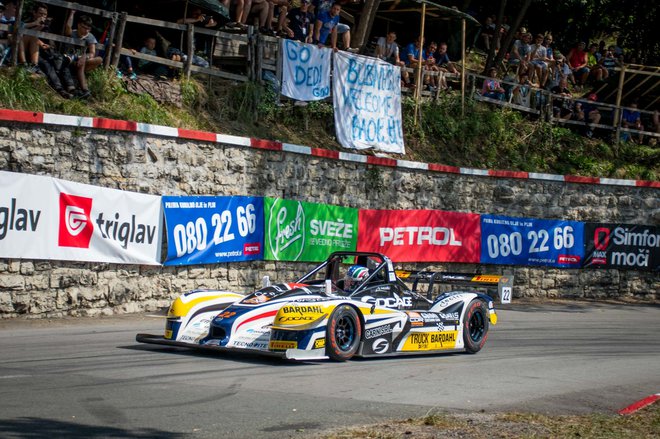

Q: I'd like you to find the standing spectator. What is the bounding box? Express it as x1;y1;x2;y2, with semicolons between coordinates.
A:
481;66;505;101
282;0;313;42
567;41;589;89
19;2;51;72
63;11;103;99
551;77;574;120
313;2;341;50
587;43;607;82
621;99;644;143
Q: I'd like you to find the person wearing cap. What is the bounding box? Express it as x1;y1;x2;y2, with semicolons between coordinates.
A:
567;41;589;88
282;0;313;42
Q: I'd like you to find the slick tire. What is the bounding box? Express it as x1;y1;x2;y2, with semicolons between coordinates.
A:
326;305;362;361
463;299;489;354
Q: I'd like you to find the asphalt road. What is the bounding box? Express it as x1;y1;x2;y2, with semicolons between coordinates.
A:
0;301;659;439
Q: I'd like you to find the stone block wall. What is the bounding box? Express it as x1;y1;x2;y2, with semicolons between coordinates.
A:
0;123;658;317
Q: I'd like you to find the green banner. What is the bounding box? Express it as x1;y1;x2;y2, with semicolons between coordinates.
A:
264;198;358;262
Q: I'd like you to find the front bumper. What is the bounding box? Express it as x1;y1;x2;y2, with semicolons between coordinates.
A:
135;333;286;359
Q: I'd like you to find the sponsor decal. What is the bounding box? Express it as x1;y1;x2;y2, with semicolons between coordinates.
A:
365;324;394;339
281;305;324;315
372;338;390;354
276;316;316;323
268;199;305;261
269;340;297;350
216;311;236;319
94;211;157;249
314;338;326;349
472;275;501;283
232;340;269;349
407;311;423;326
0;198;43;242
58;193;93;248
362;293;412;309
402;331;458;351
164;329;173;339
583;223;659;270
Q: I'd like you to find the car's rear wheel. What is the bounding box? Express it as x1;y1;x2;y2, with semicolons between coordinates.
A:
463;299;489;354
326;305;361;361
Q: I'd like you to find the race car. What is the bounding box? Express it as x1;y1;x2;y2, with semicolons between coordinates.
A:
136;252;512;361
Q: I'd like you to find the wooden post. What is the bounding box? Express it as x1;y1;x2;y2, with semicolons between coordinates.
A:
275;39;283;105
352;0;381;51
614;65;626;143
111;12;127;68
103;12;118;69
247;26;255;81
11;0;25;66
184;24;194;79
256;34;264;84
413;2;426;126
461;18;466;117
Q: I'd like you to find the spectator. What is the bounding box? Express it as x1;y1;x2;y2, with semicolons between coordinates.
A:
177;7;216;67
480;15;495;51
587;43;607;82
0;0;17;65
313;2;341;50
567;41;589;88
551;77;574;120
63;11;103;99
312;0;354;51
621;99;644;143
600;46;620;77
374;30;402;66
431;42;457;90
529;33;550;86
403;36;427;88
511;71;532;107
576;93;601;138
268;0;290;36
482;66;505;101
547;53;573;89
221;0;248;30
19;2;51;72
137;36;168;78
282;0;313;42
246;0;274;36
508;31;531;78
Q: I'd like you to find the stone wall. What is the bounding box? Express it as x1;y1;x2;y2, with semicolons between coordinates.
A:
0;123;658;318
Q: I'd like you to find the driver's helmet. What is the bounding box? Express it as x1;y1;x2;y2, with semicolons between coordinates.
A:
344;265;369;291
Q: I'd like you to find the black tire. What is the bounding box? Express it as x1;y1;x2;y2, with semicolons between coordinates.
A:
463;299;489;354
326;305;362;361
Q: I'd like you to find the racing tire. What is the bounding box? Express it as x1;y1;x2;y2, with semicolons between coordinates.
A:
463;299;489;354
326;305;362;361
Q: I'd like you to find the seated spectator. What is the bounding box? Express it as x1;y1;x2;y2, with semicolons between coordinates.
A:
0;0;17;65
575;93;601;138
312;0;355;51
314;3;352;51
403;36;427;87
177;7;215;67
221;0;248;30
551;77;574;120
547;54;573;89
19;2;51;72
567;41;589;88
246;0;273;35
511;72;532;107
374;31;402;66
62;12;102;99
38;47;75;98
599;46;620;77
482;67;505;101
621;99;644;143
587;42;607;82
269;0;290;36
428;41;457;90
137;36;168;78
282;0;313;42
480;15;495;51
529;33;552;87
508;32;531;77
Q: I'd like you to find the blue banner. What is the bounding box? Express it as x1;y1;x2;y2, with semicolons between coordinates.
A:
163;196;263;266
480;215;584;268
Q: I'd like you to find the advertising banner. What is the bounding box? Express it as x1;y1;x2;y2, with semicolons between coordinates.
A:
162;196;264;266
281;39;331;101
264;198;358;262
0;171;162;264
583;223;659;271
356;209;480;263
332;51;404;154
480;215;584;268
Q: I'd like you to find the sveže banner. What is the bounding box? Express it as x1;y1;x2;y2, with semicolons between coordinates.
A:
264;197;358;262
162;196;264;266
280;39;331;101
332;51;404;154
583;223;659;271
356;209;480;262
480;215;584;268
0;171;162;265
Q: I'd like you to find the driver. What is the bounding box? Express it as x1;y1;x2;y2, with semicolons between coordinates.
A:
344;265;369;292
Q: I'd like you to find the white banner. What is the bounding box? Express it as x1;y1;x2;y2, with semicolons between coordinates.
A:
332;51;404;154
281;39;331;101
0;171;162;265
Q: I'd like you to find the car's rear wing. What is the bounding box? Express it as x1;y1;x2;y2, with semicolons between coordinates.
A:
395;270;514;303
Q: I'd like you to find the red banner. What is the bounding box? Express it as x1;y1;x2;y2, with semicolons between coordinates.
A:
357;209;481;262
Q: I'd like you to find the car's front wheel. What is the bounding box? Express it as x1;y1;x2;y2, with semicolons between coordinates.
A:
326;305;362;361
463;299;489;354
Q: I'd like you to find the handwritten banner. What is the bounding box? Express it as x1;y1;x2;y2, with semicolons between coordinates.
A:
332;51;404;154
480;215;584;268
356;209;480;263
264;197;358;262
162;196;264;266
281;39;331;101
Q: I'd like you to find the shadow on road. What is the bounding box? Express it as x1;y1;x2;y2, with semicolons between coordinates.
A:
0;417;185;438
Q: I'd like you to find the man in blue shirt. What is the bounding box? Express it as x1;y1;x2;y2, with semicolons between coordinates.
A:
314;2;340;50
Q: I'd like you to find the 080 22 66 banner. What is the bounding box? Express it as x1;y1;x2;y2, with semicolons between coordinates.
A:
583;223;659;271
0;170;162;265
264;198;358;262
480;214;584;268
356;209;480;263
162;196;264;266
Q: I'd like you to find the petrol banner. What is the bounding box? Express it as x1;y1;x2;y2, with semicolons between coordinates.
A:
356;209;480;263
162;196;264;265
0;170;162;265
264;198;358;262
583;223;659;271
480;215;584;267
